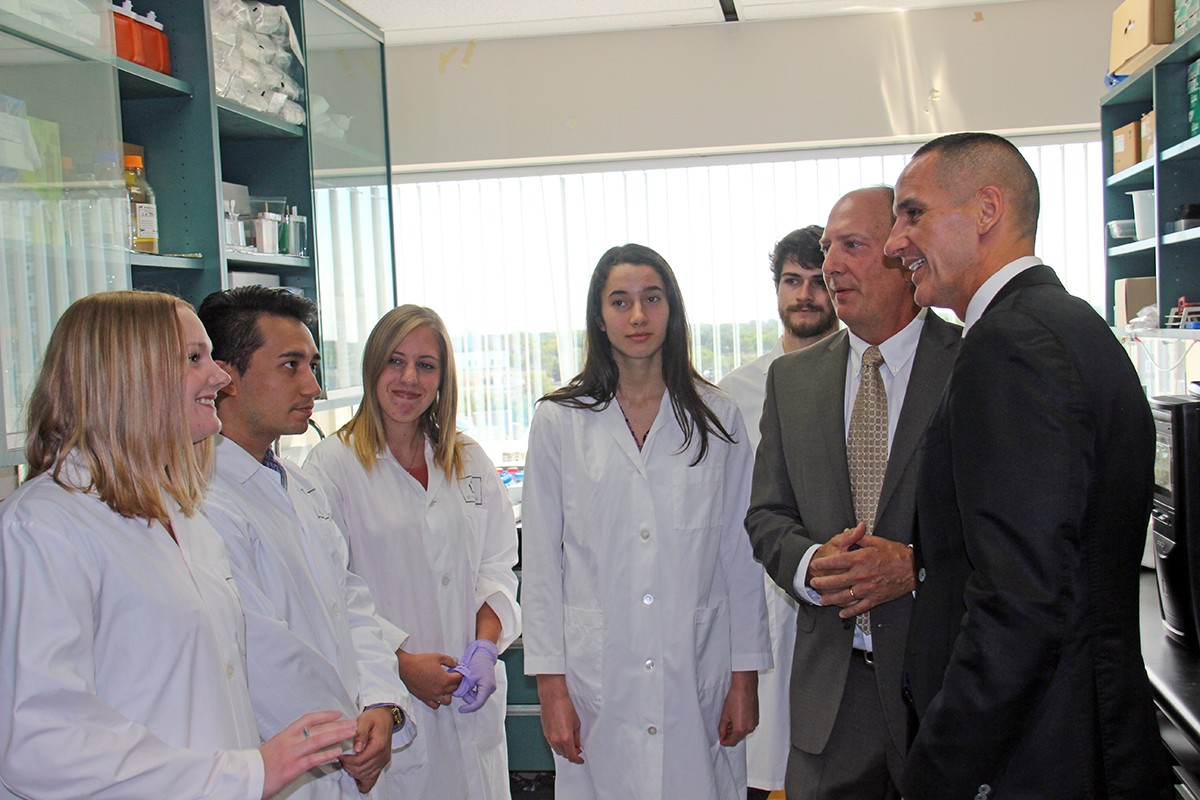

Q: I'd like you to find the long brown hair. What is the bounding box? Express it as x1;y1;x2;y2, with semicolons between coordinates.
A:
26;291;213;524
542;243;733;465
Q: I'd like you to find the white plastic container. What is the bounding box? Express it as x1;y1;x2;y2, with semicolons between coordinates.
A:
253;211;281;254
1129;189;1156;240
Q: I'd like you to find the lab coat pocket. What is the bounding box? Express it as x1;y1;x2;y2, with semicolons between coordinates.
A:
462;659;507;750
694;602;732;692
563;605;604;716
672;466;724;531
388;715;428;775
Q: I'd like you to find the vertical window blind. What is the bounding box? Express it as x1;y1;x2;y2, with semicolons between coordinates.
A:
391;138;1102;463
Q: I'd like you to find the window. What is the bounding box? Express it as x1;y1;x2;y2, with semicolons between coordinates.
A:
393;135;1103;463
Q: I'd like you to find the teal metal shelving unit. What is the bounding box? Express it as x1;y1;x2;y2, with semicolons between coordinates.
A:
0;0;395;463
1102;22;1200;325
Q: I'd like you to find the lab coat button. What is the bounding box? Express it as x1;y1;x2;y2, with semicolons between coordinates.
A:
441;575;451;586
647;726;657;735
642;593;654;605
225;663;235;680
644;659;654;670
331;604;340;618
640;529;650;540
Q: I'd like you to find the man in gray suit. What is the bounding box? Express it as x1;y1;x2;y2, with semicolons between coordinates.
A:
744;186;959;799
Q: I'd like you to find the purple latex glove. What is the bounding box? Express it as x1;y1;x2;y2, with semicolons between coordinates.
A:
449;639;499;713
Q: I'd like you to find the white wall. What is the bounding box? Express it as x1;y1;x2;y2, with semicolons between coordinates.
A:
384;0;1107;170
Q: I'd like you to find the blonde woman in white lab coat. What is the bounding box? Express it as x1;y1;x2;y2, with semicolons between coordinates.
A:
305;304;520;800
521;244;772;799
0;291;355;800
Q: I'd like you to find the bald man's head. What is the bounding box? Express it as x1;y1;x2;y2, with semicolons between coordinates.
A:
911;132;1040;242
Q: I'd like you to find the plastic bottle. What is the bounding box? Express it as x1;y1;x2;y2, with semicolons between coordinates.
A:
281;205;307;255
124;153;158;253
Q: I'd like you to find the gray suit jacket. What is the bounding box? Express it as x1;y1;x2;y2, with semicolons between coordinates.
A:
745;312;959;758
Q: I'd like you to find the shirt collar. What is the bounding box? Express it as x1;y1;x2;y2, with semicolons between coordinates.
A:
847;308;926;376
215;435;281;486
962;256;1042;335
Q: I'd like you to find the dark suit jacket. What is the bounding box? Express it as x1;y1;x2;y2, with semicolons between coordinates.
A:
745;312;960;760
902;265;1171;799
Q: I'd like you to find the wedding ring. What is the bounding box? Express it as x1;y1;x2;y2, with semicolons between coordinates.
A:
849;586;857;600
303;726;310;739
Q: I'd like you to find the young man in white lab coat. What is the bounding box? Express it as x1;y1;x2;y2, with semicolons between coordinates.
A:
199;286;419;798
717;225;837;799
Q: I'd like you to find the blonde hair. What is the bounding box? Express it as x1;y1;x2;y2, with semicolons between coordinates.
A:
338;304;465;479
26;291;214;525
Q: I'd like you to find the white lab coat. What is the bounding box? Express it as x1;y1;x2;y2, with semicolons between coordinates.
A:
718;340;796;792
521;385;771;800
0;460;264;800
305;433;520;800
204;437;417;800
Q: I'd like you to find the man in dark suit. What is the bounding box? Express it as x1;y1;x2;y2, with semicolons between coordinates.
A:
745;186;960;799
887;131;1171;799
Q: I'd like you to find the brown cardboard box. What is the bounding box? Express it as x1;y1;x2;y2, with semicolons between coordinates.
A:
1115;276;1157;325
1141;109;1157;159
1111;0;1175;75
1114;120;1142;172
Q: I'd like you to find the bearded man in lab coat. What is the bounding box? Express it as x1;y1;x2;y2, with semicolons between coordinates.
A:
717;225;837;800
199;286;419;798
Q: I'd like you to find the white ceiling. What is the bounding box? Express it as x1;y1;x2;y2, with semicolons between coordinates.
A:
339;0;1028;46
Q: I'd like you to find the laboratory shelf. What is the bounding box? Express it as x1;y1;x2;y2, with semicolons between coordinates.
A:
1109;238;1157;256
1164;227;1200;247
1107;158;1155;189
217;99;304;139
0;10;108;63
129;253;206;269
115;59;191;100
226;252;312;270
1163;133;1200;162
1102;20;1200;325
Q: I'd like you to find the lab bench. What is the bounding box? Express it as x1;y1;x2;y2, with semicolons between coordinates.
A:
1140;568;1200;796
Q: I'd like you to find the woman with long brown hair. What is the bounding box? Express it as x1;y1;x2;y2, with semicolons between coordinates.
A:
521;244;770;798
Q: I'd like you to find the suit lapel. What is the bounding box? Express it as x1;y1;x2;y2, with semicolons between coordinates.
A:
807;332;855;522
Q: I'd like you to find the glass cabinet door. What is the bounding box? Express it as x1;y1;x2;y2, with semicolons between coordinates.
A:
0;15;124;458
305;0;394;396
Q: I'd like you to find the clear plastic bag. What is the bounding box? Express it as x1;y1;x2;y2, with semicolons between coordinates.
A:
246;2;288;35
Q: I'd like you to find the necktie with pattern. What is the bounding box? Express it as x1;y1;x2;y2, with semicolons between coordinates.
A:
846;345;887;637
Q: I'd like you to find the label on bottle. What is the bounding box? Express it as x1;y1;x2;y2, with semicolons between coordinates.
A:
134;202;158;250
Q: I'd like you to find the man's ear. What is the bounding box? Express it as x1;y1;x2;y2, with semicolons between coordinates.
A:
976;185;1005;237
216;360;239;398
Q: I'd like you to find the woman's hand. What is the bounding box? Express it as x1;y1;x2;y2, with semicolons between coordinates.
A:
537;674;584;764
396;649;463;709
717;670;759;747
259;710;355;799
